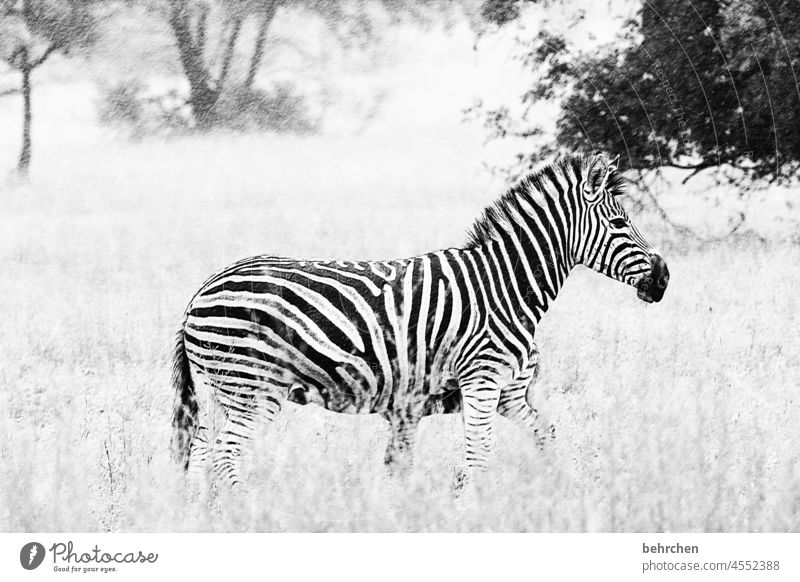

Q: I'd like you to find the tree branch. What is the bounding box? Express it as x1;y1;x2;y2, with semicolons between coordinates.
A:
679;164;712;185
30;44;58;69
195;2;208;56
244;3;279;92
216;14;243;93
662;159;716;171
635;171;748;243
6;46;24;69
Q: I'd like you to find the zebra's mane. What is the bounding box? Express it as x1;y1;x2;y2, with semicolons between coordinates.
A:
464;155;627;249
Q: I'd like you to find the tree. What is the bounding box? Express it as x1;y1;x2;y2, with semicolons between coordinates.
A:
163;0;250;129
474;0;800;187
0;0;97;175
150;0;467;130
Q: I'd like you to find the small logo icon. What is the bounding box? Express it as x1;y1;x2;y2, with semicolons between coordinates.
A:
20;542;45;570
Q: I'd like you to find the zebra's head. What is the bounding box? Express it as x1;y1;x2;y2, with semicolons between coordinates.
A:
574;154;669;303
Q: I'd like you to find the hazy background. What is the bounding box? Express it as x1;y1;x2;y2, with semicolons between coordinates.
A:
0;0;798;532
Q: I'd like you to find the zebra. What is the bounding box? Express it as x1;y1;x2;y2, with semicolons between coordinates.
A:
170;153;669;487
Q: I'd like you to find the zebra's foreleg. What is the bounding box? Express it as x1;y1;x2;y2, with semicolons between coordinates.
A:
383;413;420;477
460;381;502;474
185;381;228;491
497;384;555;448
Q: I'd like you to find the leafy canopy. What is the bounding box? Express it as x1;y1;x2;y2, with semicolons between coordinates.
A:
477;0;800;186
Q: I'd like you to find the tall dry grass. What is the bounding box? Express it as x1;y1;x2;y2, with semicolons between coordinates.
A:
0;85;798;532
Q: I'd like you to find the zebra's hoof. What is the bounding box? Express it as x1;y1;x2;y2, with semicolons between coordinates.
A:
533;424;556;449
451;468;468;494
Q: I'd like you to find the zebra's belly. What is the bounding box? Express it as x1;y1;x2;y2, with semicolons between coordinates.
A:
185;316;456;416
285;362;459;416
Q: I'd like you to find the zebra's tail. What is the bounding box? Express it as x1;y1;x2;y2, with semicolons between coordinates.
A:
170;321;198;471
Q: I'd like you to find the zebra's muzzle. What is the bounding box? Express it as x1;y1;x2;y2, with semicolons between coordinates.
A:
636;253;669;303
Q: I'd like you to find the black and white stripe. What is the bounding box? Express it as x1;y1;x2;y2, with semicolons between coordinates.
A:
170;153;668;486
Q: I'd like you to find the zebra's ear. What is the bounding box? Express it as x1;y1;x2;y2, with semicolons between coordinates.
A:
583;153;606;203
584;153;621;202
596;154;620;193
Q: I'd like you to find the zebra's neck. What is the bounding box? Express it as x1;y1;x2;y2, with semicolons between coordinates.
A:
466;226;572;336
462;163;583;344
460;203;577;354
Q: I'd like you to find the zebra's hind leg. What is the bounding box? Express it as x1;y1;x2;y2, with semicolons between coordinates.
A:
187;423;211;477
185;423;225;504
211;387;283;488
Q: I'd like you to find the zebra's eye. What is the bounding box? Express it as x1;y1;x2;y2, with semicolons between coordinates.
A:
609;217;627;229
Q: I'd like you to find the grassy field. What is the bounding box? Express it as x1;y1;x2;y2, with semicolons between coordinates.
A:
1;67;799;531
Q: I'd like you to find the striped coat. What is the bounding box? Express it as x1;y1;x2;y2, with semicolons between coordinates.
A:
171;154;669;485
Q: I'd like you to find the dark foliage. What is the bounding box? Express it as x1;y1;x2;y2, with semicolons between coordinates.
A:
480;0;521;26
215;83;317;134
477;0;800;186
97;78;315;136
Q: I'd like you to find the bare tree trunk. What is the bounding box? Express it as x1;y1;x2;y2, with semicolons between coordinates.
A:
18;50;31;176
168;0;219;129
244;5;278;93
